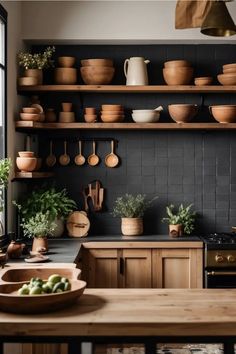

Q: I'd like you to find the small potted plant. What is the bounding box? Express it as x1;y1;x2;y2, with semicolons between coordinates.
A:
21;211;56;252
13;186;77;237
18;46;55;85
113;193;156;236
0;158;11;236
162;203;196;237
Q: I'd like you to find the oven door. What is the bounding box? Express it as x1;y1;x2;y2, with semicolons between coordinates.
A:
206;270;236;288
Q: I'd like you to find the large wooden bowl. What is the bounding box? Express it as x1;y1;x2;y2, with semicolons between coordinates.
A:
168;104;198;123
209;105;236;123
217;73;236;86
0;280;86;314
54;68;77;84
163;67;193;85
164;60;191;68
80;66;115;85
81;59;113;67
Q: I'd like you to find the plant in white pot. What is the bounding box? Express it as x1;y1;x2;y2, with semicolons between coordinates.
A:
18;46;55;85
21;211;56;252
113;194;156;236
162;203;196;237
0;158;11;236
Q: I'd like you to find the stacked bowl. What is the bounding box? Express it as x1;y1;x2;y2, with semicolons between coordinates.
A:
100;104;124;123
163;60;193;85
218;63;236;86
80;59;115;85
20;104;45;122
54;56;77;85
16;151;38;172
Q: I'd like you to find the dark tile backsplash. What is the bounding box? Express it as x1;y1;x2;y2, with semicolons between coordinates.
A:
31;44;236;235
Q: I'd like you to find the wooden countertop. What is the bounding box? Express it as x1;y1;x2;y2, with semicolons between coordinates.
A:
0;288;236;337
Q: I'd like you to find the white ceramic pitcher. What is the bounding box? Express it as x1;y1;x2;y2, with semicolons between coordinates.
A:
124;57;150;85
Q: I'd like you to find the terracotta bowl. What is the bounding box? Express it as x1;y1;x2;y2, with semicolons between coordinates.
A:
58;56;76;68
85;107;96;114
18;77;38;86
80;66;115;85
54;68;77;84
194;77;213;86
84;114;97;123
209;105;236;123
101;104;123;111
16;157;37;172
217;73;236;86
222;63;236;71
101;110;123;115
163;67;194;85
22;107;39;114
164;60;191;68
81;59;113;67
20;113;40;121
100;114;124;123
18;151;34;158
223;68;236;74
168;104;198;123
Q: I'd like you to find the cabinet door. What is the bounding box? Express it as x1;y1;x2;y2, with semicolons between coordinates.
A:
84;249;119;288
120;249;152;288
152;248;203;289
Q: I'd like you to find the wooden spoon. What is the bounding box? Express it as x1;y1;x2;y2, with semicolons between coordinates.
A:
74;140;85;166
59;141;70;166
46;140;56;167
87;141;99;166
105;140;119;168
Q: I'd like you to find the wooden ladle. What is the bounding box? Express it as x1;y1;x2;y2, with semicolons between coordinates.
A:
59;141;70;166
87;141;99;166
105;140;119;168
46;140;56;167
74;140;85;166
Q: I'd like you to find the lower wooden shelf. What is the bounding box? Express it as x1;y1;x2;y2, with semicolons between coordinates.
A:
14;172;54;180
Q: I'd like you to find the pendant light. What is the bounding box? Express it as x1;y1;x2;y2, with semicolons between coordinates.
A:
201;0;236;37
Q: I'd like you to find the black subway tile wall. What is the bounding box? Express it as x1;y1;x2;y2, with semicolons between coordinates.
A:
32;44;236;235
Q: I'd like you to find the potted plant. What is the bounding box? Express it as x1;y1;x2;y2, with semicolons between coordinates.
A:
17;46;55;84
0;158;11;236
21;211;56;252
162;203;196;237
13;186;77;237
113;193;156;236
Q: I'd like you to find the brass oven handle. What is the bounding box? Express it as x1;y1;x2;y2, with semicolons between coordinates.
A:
207;271;236;276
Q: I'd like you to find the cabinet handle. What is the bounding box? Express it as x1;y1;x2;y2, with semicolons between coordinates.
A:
119;257;124;275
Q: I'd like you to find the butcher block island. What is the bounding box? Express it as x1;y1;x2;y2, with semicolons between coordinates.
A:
0;288;236;353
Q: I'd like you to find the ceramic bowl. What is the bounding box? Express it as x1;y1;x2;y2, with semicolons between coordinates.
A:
22;107;39;114
85;107;96;114
217;73;236;86
223;68;236;74
100;115;124;123
18;151;35;158
58;56;76;68
16;157;37;172
194;77;213;86
20;113;40;121
209;105;236;123
168;104;198;123
101;110;123;115
80;66;115;85
81;59;113;67
101;104;123;111
132;111;160;123
84;114;97;123
222;63;236;71
163;67;194;85
18;77;38;86
164;60;191;68
54;68;77;85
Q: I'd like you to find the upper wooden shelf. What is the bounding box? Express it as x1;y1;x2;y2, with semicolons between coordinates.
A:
15;121;236;131
17;85;236;94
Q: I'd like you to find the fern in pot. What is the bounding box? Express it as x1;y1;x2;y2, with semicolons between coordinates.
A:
113;194;156;236
162;204;196;237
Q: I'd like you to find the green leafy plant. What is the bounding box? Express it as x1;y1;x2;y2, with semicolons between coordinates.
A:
162;204;196;235
21;212;56;239
113;194;156;218
13;186;77;221
0;158;11;212
18;46;55;70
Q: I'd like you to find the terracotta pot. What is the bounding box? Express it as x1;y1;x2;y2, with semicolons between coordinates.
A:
222;63;236;71
209;105;236;123
18;151;34;158
121;218;143;236
16;157;37;172
45;108;57;122
24;69;43;85
163;67;193;85
223;68;236;74
81;58;113;67
62;102;72;112
32;237;48;252
80;66;115;85
7;241;25;259
58;56;76;68
169;224;183;237
164;60;191;68
168;104;198;123
54;68;77;84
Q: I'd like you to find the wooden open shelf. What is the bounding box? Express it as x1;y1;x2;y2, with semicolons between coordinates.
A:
17;84;236;94
15;121;236;131
14;171;54;180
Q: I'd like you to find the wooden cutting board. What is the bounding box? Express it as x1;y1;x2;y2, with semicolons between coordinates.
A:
66;211;90;237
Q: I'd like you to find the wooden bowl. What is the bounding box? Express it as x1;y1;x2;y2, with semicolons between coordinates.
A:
80;66;115;85
18;77;38;86
20;113;40;121
22;107;39;114
101;110;123;115
101;104;123;111
164;60;191;68
59;112;75;123
194;77;213;86
18;151;34;158
101;114;124;123
209;105;236;123
163;67;194;85
84;114;97;123
223;68;236;74
85;107;96;114
217;73;236;86
54;68;77;84
222;63;236;71
81;59;113;67
168;104;198;123
16;157;37;172
58;56;76;68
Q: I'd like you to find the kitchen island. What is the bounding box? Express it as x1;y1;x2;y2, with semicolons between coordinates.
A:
0;288;235;354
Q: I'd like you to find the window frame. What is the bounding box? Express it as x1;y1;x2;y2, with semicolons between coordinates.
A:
0;4;7;243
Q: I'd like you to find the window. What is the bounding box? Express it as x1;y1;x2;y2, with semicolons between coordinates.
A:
0;4;7;241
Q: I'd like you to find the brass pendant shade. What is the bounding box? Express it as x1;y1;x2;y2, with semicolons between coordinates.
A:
201;1;236;37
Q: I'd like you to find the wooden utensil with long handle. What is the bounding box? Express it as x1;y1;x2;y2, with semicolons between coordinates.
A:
74;140;86;166
46;140;56;167
105;140;119;168
59;141;70;166
87;141;99;166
